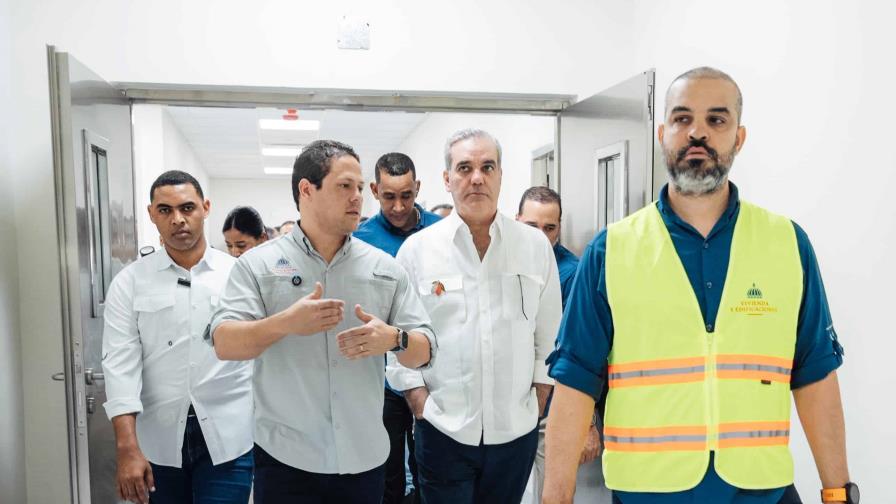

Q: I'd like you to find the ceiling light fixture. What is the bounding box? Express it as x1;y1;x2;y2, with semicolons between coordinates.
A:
259;119;320;131
264;167;293;175
262;146;303;157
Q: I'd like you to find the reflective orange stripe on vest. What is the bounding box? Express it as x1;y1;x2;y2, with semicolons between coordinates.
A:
716;354;792;383
607;357;705;388
603;425;707;452
718;421;790;448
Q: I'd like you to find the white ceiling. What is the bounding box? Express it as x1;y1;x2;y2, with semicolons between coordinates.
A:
164;106;427;179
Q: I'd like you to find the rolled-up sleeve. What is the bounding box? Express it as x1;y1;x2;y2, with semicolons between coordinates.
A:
547;232;612;401
534;238;562;385
387;240;428;390
791;223;844;389
102;270;145;419
388;262;436;370
209;257;266;343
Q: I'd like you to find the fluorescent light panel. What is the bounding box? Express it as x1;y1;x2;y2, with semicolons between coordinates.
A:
264;167;293;175
262;146;303;157
259;119;320;131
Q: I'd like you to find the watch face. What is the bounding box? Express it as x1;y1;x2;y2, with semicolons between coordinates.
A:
847;483;860;503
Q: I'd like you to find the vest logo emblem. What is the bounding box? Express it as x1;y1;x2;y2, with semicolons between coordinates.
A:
747;283;763;299
730;283;778;316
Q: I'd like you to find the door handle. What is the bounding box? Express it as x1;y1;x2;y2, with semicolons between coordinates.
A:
84;368;104;385
51;372;65;382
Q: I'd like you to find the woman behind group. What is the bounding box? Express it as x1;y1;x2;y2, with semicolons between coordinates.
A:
222;206;268;258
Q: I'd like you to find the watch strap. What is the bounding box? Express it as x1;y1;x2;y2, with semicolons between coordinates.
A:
821;488;847;502
390;328;408;352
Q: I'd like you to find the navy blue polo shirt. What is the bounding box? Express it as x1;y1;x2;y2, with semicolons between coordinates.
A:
547;182;844;504
553;243;580;309
353;204;442;257
353;203;441;395
542;243;580;417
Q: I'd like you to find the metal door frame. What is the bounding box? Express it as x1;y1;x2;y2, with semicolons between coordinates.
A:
593;140;629;230
49;45;140;503
117;82;576;115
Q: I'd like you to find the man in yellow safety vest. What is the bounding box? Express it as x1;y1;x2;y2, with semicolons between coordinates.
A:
542;67;858;504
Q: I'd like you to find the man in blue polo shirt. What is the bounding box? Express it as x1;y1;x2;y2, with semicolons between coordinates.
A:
354;152;442;504
516;186;580;307
543;67;855;504
516;186;609;503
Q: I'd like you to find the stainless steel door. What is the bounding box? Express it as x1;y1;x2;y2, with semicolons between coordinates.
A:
48;46;138;504
557;70;656;255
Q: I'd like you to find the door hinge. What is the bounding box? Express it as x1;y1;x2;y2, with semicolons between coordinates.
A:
647;83;655;121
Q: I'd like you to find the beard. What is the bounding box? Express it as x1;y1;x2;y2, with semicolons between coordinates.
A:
664;139;737;196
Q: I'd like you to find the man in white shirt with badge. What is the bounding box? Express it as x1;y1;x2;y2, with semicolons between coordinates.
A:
102;170;253;504
388;128;562;503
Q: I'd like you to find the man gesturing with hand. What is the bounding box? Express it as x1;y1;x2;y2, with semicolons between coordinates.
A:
212;140;435;504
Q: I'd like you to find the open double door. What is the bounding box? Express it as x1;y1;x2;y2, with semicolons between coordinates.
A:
47;47;655;503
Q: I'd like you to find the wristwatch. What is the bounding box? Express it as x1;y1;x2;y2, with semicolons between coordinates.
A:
821;482;859;503
391;328;409;352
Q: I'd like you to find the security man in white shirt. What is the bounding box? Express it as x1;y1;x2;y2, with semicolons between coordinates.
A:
387;128;563;503
211;140;436;504
102;170;253;504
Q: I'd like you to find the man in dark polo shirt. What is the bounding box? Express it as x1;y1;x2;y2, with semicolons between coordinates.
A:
354;152;441;503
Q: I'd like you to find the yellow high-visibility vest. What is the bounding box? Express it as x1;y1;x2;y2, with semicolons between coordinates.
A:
603;200;802;492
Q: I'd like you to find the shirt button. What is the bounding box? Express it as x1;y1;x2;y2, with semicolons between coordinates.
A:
331;359;338;366
706;323;714;333
703;242;710;249
334;422;341;430
168;341;173;346
706;282;712;289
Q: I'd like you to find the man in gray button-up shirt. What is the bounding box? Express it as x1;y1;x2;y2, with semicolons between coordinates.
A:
211;140;435;504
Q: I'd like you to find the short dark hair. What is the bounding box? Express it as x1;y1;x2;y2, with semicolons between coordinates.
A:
666;66;743;124
518;186;562;218
430;203;453;213
374;152;416;184
222;206;266;240
291;140;360;210
150;170;204;202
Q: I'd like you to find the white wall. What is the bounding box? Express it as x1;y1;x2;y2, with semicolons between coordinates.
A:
396;113;555;217
6;0;894;501
133;105;211;250
207;178;299;250
0;0;27;501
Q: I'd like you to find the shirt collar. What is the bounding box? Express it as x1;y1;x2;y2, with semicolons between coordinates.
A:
155;244;221;272
657;181;740;236
443;208;504;240
290;220;353;259
376;203;425;237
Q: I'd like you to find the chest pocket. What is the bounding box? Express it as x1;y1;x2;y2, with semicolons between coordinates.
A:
134;293;177;352
348;270;398;322
258;275;309;315
418;274;466;324
501;273;543;322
